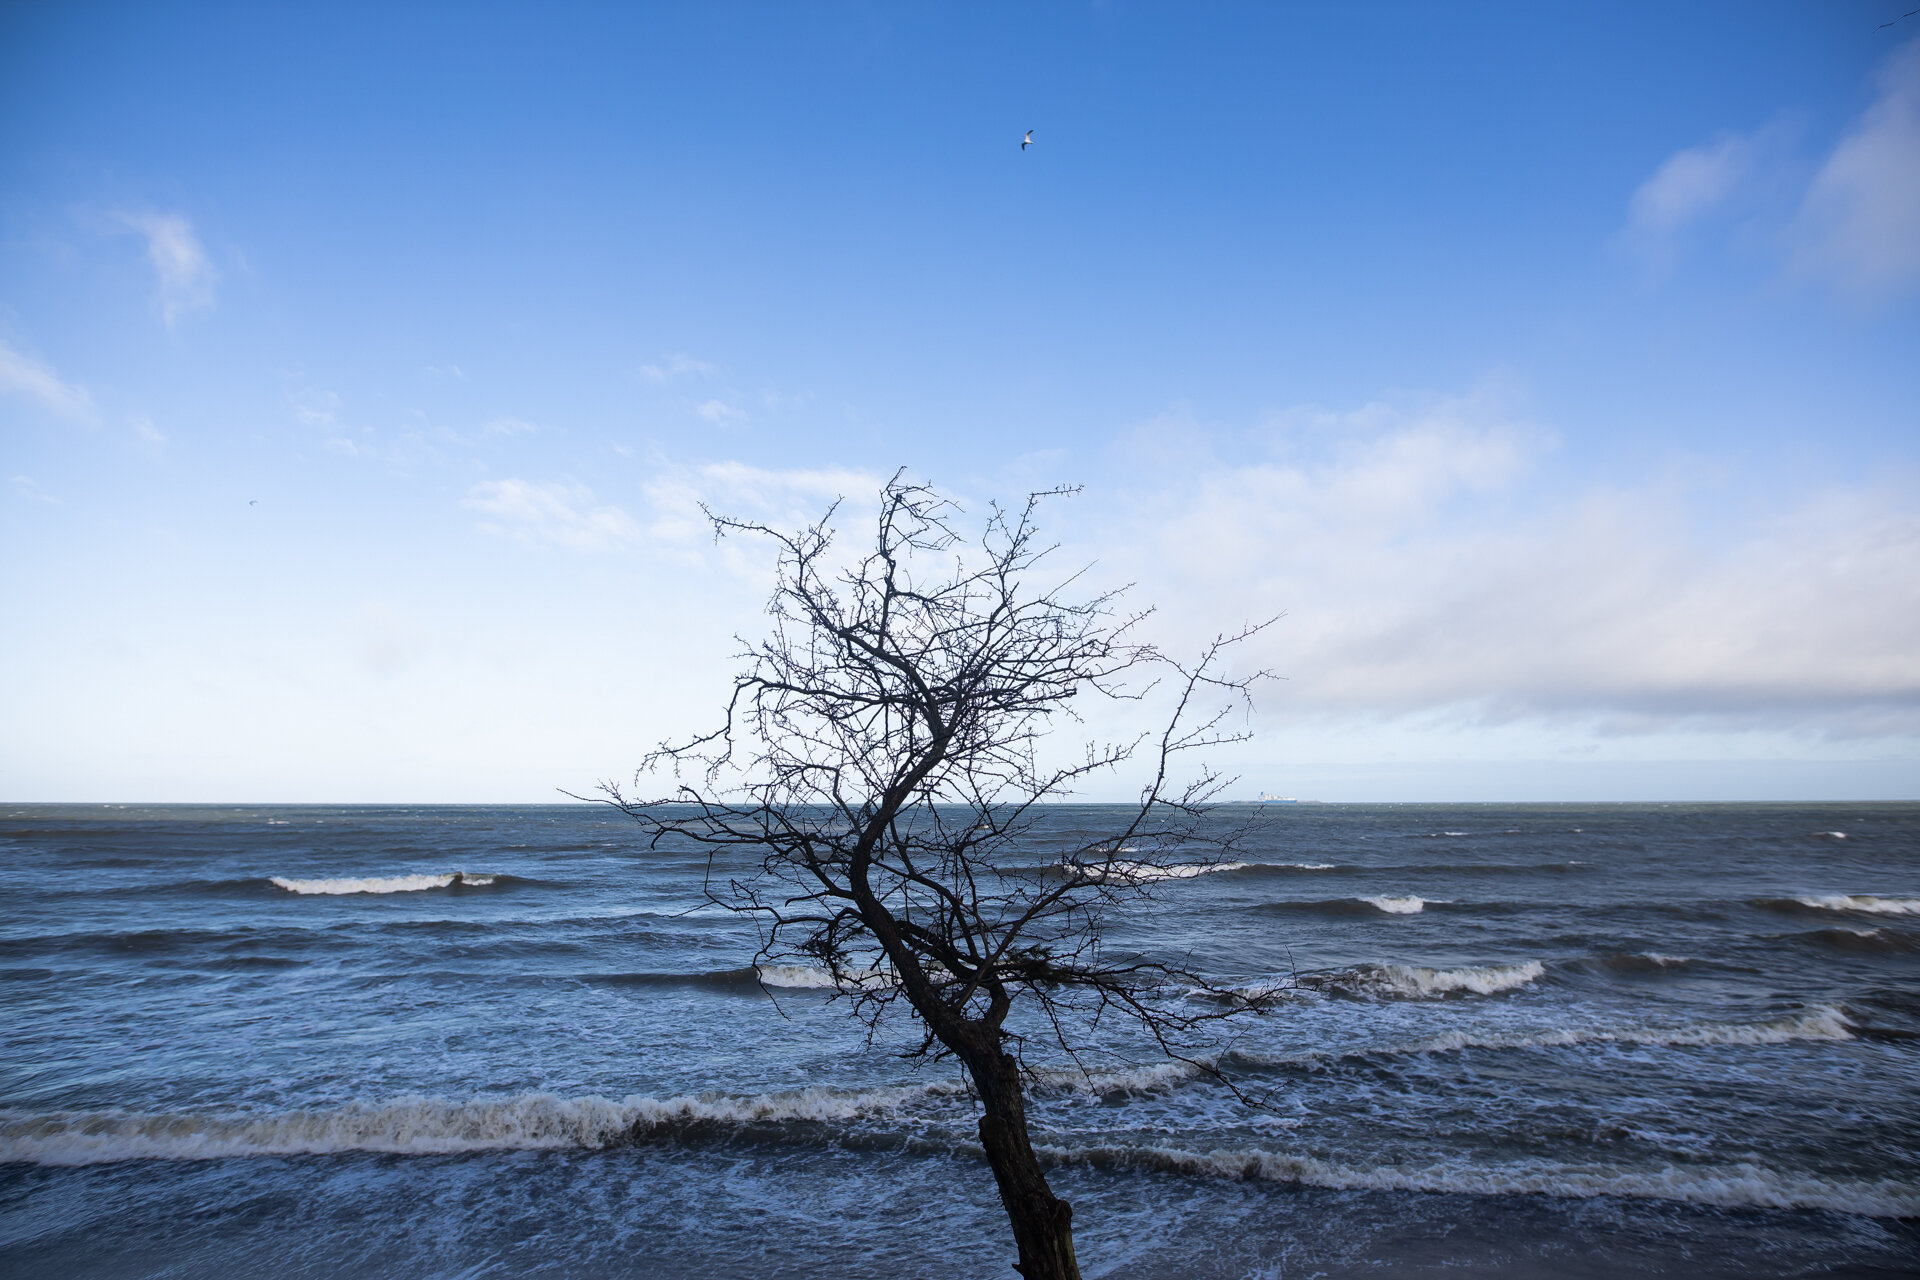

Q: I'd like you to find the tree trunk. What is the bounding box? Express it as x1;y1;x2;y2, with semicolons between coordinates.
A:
966;1046;1081;1280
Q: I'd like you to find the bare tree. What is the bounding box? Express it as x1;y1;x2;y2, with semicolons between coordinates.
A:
603;473;1269;1280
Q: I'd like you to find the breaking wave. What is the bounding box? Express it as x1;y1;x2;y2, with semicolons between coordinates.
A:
269;872;506;895
1759;895;1920;917
1324;960;1546;999
1039;1142;1920;1217
1225;1006;1863;1076
1385;1005;1857;1057
0;1083;964;1167
14;1082;1911;1217
1254;896;1444;918
752;964;896;990
1362;895;1429;914
1064;860;1250;884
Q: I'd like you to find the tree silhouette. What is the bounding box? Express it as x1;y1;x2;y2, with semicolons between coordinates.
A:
605;473;1270;1280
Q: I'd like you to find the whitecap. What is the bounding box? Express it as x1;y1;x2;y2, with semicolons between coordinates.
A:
1032;1060;1202;1096
1066;860;1250;884
268;872;497;895
1344;960;1545;998
0;1082;964;1167
751;964;896;991
1362;895;1428;914
1792;894;1920;916
1037;1141;1920;1218
1404;1005;1857;1055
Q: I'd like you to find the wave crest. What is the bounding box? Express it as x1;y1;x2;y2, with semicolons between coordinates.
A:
1334;960;1545;998
1399;1006;1857;1056
269;872;501;895
1037;1142;1919;1217
1782;895;1920;916
0;1083;961;1167
1064;860;1250;884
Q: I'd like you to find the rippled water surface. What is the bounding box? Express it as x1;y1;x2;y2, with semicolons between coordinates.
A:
3;802;1917;1277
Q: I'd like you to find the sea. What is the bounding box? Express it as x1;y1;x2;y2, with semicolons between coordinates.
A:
2;801;1917;1278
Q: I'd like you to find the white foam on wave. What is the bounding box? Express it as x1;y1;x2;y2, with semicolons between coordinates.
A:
1233;1006;1860;1077
0;1082;964;1167
1362;895;1429;914
1352;960;1545;998
1404;1005;1857;1056
269;872;497;895
1067;860;1250;884
1793;894;1920;915
752;964;896;991
1033;1060;1202;1096
1040;1142;1920;1217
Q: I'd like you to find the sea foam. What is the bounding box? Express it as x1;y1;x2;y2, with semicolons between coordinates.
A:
1066;860;1251;884
1789;895;1920;916
1036;1142;1920;1218
1342;960;1545;998
269;872;498;895
1400;1005;1858;1055
1362;895;1429;914
0;1082;962;1167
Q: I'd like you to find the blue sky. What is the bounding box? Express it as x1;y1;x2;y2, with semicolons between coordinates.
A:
3;1;1917;801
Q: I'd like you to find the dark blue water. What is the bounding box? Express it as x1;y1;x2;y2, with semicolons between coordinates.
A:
3;802;1917;1277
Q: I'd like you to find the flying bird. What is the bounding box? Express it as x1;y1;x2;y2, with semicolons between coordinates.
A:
249;500;258;506
1021;130;1034;151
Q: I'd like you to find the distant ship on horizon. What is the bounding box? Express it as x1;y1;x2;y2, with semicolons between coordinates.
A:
1253;791;1297;804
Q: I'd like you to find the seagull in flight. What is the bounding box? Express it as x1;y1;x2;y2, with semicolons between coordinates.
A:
1021;130;1034;151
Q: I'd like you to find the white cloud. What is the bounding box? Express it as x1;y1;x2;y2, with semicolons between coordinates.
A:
641;460;886;546
639;353;716;383
112;211;218;324
1107;394;1920;740
481;415;540;437
130;415;167;447
290;389;339;427
464;479;645;551
0;340;94;420
1622;39;1920;297
696;398;746;425
12;475;58;504
1796;37;1920;295
1627;132;1763;234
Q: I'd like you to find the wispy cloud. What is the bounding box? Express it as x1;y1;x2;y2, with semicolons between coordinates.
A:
1113;393;1920;738
1620;38;1920;297
112;210;217;324
1627;132;1766;235
0;339;94;421
639;353;716;383
129;414;167;447
696;398;746;426
1795;37;1920;296
464;479;645;551
1616;124;1792;276
642;460;886;545
12;475;59;505
481;416;540;437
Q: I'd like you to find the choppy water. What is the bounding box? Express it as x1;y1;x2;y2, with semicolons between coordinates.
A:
3;802;1917;1278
